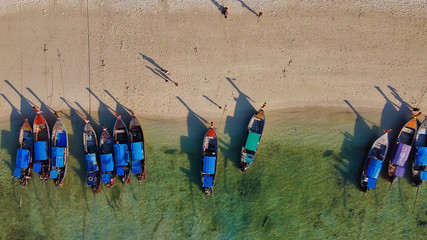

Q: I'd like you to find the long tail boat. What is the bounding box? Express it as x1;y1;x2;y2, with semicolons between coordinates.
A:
240;103;266;172
100;126;115;188
13;115;33;185
201;122;218;195
84;117;101;193
113;113;130;185
50;112;68;187
129;111;146;181
412;115;427;186
388;112;421;183
32;106;50;182
360;129;391;192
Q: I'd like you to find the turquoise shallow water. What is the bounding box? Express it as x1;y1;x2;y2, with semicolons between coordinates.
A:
1;106;427;239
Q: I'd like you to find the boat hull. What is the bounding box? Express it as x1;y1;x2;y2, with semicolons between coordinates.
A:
201;123;218;195
129;115;146;181
388;115;419;182
32;108;50;182
412;117;427;186
84;120;101;193
113;115;131;185
14;118;33;185
100;129;115;188
240;106;266;172
51;117;68;187
360;132;389;192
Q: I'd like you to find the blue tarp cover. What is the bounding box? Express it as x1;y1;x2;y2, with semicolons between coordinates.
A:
34;141;48;161
367;178;378;189
114;144;129;166
392;144;412;166
50;169;58;179
132;165;141;174
203;175;213;188
202;156;216;174
51;147;65;167
85;153;98;172
416;147;427;166
245;153;254;163
13;168;21;178
56;132;67;147
395;166;406;177
366;158;383;179
16;149;29;169
116;166;124;176
101;154;114;172
245;132;261;152
420;171;427;181
131;142;143;161
87;173;95;185
33;162;41;172
102;173;111;183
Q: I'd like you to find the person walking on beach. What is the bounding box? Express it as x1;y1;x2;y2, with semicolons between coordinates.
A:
160;68;170;76
257;12;263;18
222;7;228;18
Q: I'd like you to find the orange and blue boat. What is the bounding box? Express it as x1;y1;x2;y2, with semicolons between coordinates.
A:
412;115;427;186
201;122;218;195
32;106;50;182
113;113;130;185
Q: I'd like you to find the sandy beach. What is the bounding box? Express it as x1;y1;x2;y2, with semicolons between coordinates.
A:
0;0;426;121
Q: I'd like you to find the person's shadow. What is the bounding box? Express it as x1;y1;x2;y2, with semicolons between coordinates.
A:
177;96;208;215
236;0;258;16
209;0;226;13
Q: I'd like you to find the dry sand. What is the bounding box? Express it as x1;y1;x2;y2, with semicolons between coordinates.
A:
0;0;426;121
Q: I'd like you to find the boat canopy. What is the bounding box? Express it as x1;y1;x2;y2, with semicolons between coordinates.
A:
202;156;216;174
132;160;142;174
416;147;427;166
395;166;406;177
102;173;111;183
50;169;58;179
131;142;144;161
116;166;124;176
244;153;254;163
51;147;65;167
114;144;129;166
101;154;114;172
85;153;98;172
203;175;213;188
392;143;412;166
420;171;427;181
367;178;378;189
13;168;21;178
34;141;48;161
33;162;41;172
245;132;261;152
56;132;67;147
87;173;95;185
15;149;30;169
366;158;383;179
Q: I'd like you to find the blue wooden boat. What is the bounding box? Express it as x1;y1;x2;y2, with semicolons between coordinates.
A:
129;111;146;181
412;116;427;186
360;130;391;192
50;112;68;187
13;115;33;185
32;106;50;182
100;126;115;188
201;122;218;195
388;113;421;183
241;103;266;172
84;117;101;193
113;113;130;185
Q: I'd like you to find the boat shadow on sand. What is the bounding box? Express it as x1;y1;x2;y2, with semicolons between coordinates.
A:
176;96;207;215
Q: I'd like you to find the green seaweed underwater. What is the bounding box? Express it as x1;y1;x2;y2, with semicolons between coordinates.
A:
1;107;427;240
